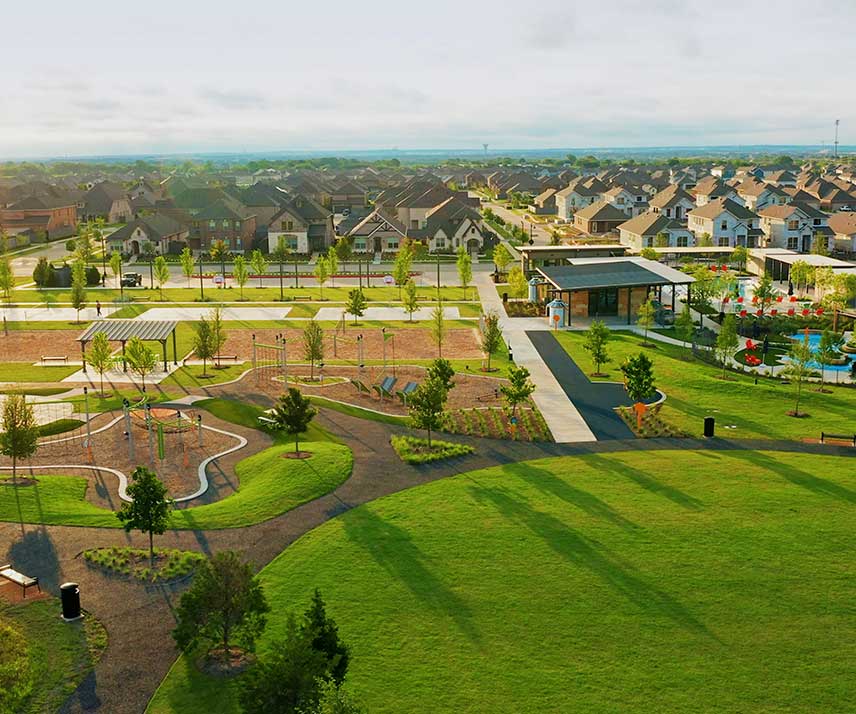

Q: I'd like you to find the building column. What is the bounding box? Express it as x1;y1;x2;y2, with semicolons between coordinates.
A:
627;287;632;325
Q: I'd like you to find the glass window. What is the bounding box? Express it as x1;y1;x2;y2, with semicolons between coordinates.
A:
387;239;399;250
787;219;799;230
677;236;688;247
718;237;730;247
787;236;798;249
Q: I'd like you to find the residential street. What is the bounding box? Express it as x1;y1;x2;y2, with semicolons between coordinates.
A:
483;200;553;244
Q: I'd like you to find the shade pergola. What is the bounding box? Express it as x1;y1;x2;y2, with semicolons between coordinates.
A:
78;319;179;373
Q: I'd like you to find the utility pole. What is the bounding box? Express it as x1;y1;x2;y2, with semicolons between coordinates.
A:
834;119;840;160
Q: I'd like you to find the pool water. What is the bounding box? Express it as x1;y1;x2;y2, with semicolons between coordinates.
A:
785;333;852;372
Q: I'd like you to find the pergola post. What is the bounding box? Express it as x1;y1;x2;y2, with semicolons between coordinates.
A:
161;340;168;372
172;329;178;365
121;341;127;372
626;287;632;325
80;340;87;373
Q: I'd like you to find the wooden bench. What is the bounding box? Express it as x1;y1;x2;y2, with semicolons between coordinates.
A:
214;355;239;364
0;564;40;598
820;432;856;446
293;295;312;302
41;355;68;364
132;296;152;302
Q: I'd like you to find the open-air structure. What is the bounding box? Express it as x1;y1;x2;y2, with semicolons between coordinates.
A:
77;320;179;372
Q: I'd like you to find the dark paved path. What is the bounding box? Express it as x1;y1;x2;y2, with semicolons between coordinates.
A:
527;331;661;440
2;376;855;713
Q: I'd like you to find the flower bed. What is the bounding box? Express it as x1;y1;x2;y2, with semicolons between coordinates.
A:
390;435;474;464
442;406;552;442
83;547;205;582
617;403;687;438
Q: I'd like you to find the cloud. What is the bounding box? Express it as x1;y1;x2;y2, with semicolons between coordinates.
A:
198;88;267;110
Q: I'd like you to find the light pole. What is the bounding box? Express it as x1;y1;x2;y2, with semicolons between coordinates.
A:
198;253;205;302
99;229;107;286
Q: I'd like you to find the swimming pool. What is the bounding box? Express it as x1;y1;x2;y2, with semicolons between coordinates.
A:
785;332;852;372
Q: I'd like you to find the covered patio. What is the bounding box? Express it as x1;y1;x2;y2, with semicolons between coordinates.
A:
77;319;179;373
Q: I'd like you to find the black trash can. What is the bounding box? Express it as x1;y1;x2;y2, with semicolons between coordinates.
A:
703;417;715;438
502;292;508;303
60;582;81;621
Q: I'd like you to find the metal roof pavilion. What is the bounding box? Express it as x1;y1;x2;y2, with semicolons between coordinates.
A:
77;319;179;373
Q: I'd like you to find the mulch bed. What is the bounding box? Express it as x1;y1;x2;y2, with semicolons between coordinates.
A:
0;330;84;362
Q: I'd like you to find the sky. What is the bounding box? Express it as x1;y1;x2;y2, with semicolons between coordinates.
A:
0;0;853;159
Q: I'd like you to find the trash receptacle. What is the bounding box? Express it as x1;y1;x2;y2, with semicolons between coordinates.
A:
60;582;81;621
502;292;508;303
703;416;715;438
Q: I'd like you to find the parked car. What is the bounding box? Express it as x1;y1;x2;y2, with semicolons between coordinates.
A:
120;272;142;287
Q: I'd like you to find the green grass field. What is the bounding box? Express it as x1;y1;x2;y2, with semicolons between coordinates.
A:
554;330;856;441
147;448;856;713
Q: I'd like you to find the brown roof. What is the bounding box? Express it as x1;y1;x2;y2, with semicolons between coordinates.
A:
573;200;628;222
828;212;856;236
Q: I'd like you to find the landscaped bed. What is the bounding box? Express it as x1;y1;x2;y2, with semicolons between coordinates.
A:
146;448;856;714
390;435;474;463
83;547;206;582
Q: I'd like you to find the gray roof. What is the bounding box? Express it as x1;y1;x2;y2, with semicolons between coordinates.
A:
78;319;178;344
538;261;693;291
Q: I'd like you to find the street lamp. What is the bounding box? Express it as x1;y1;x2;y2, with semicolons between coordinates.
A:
198;252;205;302
98;227;107;286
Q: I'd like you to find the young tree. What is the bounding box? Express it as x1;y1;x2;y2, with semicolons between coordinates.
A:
345;288;367;325
501;364;535;420
314;255;330;300
75;225;94;263
250;249;268;289
0;255;13;302
753;272;776;314
192;316;217;377
811;232;829;256
116;466;172;567
233;255;249;300
507;266;528;298
70;259;88;323
33;256;54;288
620;352;656;403
783;335;813;417
173;551;269;661
303;320;324;379
0;394;39;485
640;246;658;261
636;297;656;345
715;313;739;377
402;279;419;321
690;266;716;327
583;320;611;375
210;306;227;365
326;246;339;288
730;245;748;272
209;239;228;286
309;679;368;714
675;302;695;355
492;243;513;276
267;388;317;455
141;241;156;289
480;310;503;371
110;250;122;289
430;302;446;357
698;232;713;247
334;236;352;271
87;331;115;395
272;236;290;301
153;255;170;300
302;589;350;685
180;246;195;287
456;246;473;300
427;357;456;393
392;244;413;300
789;260;812;296
654;232;670;248
125;336;158;392
816;330;843;387
407;376;448;447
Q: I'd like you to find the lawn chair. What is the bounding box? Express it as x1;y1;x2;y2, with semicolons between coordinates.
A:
396;381;418;404
351;379;372;396
373;376;397;400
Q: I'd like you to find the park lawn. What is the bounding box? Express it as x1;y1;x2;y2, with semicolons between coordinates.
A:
0;362;78;382
0;598;107;714
553;329;856;441
146;448;856;714
0;441;352;529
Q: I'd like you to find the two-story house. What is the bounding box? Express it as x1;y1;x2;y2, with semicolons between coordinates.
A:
266;194;334;255
735;179;790;211
81;181;132;224
757;203;831;252
687;198;760;247
617;211;694;250
572;200;628;235
648;184;695;222
828;212;856;253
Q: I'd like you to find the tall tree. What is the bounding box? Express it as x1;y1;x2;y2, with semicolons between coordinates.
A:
0;255;13;302
690;266;716;327
456;246;473;300
250;249;268;289
173;551;269;661
314;255;330;300
141;241;156;289
789;260;812;296
125;336;158;392
233;255;249;300
180;246;195;287
430;302;446;357
407;376;448;447
480;310;503;371
715;313;739;377
116;466;173;566
345;288;367;325
583;320;611;375
303;320;324;379
33;256;54;288
501;364;535;420
70;259;88;323
153;255;170;300
267;388;317;455
0;394;39;485
87;331;114;395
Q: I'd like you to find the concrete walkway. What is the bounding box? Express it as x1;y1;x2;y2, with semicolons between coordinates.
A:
474;273;595;442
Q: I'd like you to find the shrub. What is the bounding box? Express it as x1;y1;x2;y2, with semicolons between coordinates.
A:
390;435;473;464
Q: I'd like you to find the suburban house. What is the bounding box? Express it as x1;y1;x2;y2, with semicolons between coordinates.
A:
828;212;856;253
329;181;368;214
107;214;190;255
693;177;743;207
687;198;760;247
617;211;694;250
191;200;257;254
266;194;335;255
81;182;132;223
764;170;797;187
600;185;648;217
531;188;557;215
572;200;628;235
757;203;832;252
648;184;695;222
555;181;602;220
735;178;789;211
345;211;408;255
0;195;77;239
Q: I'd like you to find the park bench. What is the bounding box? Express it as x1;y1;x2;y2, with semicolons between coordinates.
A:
132;296;152;302
214;354;239;364
41;355;68;364
0;564;40;598
820;432;856;446
373;376;397;400
396;381;418;404
293;295;312;302
351;379;372;395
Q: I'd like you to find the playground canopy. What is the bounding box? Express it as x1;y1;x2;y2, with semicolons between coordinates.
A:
78;319;179;372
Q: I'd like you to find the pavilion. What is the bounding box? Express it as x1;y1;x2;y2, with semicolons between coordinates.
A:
78;320;179;373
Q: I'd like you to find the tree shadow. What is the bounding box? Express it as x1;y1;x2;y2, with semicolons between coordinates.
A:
58;670;101;713
583;453;704;511
720;450;856;504
341;508;480;643
6;526;61;594
468;484;716;639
